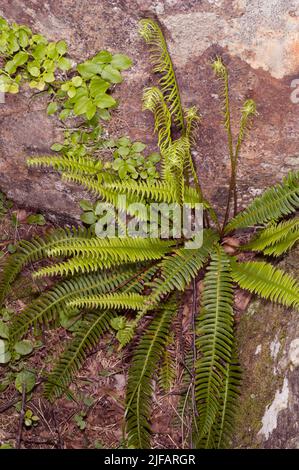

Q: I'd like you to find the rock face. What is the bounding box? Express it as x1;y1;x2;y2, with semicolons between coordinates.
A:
234;247;299;449
0;0;299;220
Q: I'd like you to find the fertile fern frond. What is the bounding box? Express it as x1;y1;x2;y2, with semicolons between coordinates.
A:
231;259;299;309
139;19;185;129
27;155;103;176
126;302;176;448
225;171;299;233
0;227;91;305
163;137;190;202
142;86;172;153
9;268;139;343
68;292;146;311
146;229;218;307
244;218;299;256
195;247;234;446
44;311;112;400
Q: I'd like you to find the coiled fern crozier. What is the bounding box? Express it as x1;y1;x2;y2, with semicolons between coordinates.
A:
1;18;299;449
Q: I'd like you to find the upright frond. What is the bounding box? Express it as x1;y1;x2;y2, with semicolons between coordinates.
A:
126;302;177;448
195;247;234;447
225;171;299;233
142;86;172;153
139;19;185;129
231;260;299;309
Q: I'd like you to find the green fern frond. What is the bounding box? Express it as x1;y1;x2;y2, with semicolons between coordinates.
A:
209;348;241;449
158;336;176;392
230;259;299;309
225;171;299;233
142;86;172;153
0;227;91;304
46;237;176;261
146;229;218;306
126;303;176;448
103;180;177;204
195;246;234;446
33;256;112;278
139;19;184;129
68;292;146;311
244;218;299;256
27;155;103;176
9;268;139;343
44;311;112;400
263;230;299;257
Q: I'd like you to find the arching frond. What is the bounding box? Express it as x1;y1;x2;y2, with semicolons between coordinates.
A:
230;260;299;309
0;227;91;305
68;292;146;311
195;247;234;447
44;311;112;400
27;154;103;176
126;302;177;448
146;229;218;307
225;171;299;233
9;268;139;343
244;218;299;257
139;19;185;129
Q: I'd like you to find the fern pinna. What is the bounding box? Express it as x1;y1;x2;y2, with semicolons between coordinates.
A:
1;18;299;449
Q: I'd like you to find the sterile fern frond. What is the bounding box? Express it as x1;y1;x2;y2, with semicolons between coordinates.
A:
44;310;112;400
9;268;139;343
225;171;299;233
244;218;299;256
209;347;241;449
126;302;177;448
46;237;176;261
231;259;299;309
139;18;185;129
146;229;218;306
0;227;91;305
195;246;234;447
27;155;104;176
158;336;176;392
68;292;146;311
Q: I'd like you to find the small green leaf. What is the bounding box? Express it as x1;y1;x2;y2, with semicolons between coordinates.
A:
51;143;63;152
13;51;29;66
101;65;122;84
71;76;83;87
43;71;55;83
110;316;126;331
56;40;67;55
117;137;131;147
117;146;130;157
97;109;110;121
14;340;33;356
67;86;76;98
94;93;116;109
4;60;17;75
26;214;46;225
0;321;9;339
32;44;47;60
111;53;132;71
131;142;146;152
80;211;97;225
73;95;90;115
7;244;16;254
85;100;97;120
79;200;94;211
92;50;112;64
18;29;29;48
89;77;110;96
0;340;11;364
59;109;71;120
58;57;71;71
15;370;36;393
77;61;103;79
28;65;40;77
47;102;58;115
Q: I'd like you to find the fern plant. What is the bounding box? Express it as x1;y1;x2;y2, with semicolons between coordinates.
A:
1;18;299;450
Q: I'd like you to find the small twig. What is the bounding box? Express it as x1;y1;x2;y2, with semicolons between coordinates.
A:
16;384;26;449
